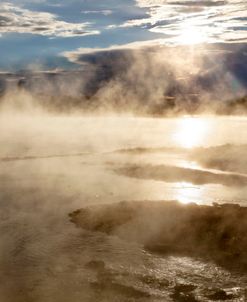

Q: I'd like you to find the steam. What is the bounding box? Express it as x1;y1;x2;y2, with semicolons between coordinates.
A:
0;42;247;116
70;201;247;271
191;144;247;174
114;163;247;187
0;39;247;301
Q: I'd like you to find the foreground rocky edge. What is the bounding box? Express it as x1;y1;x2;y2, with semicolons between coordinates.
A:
69;201;247;271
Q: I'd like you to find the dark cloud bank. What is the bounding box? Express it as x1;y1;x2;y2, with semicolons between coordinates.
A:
0;43;247;115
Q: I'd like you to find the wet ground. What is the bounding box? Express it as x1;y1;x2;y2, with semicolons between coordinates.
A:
0;115;247;301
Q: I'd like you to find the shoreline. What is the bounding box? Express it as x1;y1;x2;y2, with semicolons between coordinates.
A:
70;200;247;272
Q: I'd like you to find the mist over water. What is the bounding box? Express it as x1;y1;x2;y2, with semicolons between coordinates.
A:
0;93;247;301
0;0;247;299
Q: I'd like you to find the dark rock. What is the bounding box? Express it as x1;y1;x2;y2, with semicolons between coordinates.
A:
206;289;234;300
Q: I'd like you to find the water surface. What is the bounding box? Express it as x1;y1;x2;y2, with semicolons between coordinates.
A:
0;115;247;301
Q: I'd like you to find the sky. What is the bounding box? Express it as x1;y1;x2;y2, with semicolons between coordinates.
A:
0;0;246;71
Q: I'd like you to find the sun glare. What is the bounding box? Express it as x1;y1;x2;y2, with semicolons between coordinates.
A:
173;117;210;149
178;26;207;45
175;182;202;204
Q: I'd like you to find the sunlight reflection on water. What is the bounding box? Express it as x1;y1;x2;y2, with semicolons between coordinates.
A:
173;182;203;204
173;117;211;149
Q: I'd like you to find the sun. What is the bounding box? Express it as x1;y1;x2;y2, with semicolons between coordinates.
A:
178;26;207;45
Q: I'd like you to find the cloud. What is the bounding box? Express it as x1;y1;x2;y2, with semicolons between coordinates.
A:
0;2;99;37
82;10;113;16
136;0;227;7
121;0;247;44
62;39;166;63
